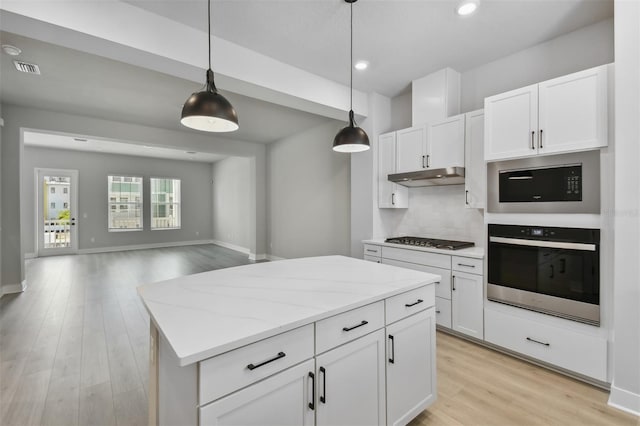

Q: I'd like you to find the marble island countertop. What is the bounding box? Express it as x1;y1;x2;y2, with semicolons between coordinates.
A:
363;239;485;259
137;255;439;366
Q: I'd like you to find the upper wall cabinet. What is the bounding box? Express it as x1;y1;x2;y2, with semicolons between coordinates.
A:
484;64;609;161
378;132;409;209
464;109;485;209
395;115;465;175
412;68;461;127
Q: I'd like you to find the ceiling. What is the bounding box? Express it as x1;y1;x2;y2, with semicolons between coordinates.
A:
0;32;333;145
23;131;227;163
124;0;613;97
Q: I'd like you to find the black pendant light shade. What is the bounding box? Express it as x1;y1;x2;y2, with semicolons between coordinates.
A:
333;0;370;153
181;0;239;132
181;70;239;132
333;110;370;153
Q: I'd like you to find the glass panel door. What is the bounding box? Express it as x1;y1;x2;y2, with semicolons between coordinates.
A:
37;169;78;255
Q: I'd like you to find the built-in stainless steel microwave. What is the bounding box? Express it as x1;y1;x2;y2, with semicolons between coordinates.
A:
487;151;600;214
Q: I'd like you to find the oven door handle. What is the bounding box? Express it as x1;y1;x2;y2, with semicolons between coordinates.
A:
489;236;596;251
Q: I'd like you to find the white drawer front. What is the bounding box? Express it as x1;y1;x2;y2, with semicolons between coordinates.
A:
315;301;385;354
435;297;452;329
383;259;451;300
199;324;314;404
382;246;451;270
363;244;382;257
452;256;483;275
385;285;435;325
364;254;381;263
484;308;607;381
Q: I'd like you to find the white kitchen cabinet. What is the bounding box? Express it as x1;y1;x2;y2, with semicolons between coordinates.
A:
396;126;427;173
412;68;460;127
199;359;315;426
315;329;386;426
386;309;436;426
484;65;609;161
378;132;408;208
464;109;485;209
427;114;465;169
451;271;484;339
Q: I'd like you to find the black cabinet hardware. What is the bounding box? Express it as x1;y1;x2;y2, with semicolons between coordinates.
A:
452;276;456;291
526;337;550;346
343;320;368;332
539;129;544;148
550;264;555;279
531;131;535;149
426;154;431;167
319;367;326;403
391;193;395;205
388;335;395;364
457;263;475;268
436;310;441;314
405;299;424;308
246;351;286;370
465;190;469;205
422;155;426;168
308;372;315;410
366;249;378;253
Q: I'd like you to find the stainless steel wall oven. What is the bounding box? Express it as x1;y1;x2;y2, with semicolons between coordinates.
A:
488;224;600;326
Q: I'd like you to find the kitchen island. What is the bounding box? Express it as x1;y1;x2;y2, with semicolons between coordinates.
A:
138;255;440;426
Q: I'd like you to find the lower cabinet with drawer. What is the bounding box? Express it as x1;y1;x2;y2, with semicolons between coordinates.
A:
158;284;437;426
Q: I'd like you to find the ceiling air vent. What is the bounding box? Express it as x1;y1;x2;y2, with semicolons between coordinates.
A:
13;60;41;75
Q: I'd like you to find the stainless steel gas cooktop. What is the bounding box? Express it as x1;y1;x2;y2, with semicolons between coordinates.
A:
384;236;475;250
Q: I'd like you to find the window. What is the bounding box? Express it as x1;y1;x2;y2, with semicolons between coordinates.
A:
63;187;68;194
108;175;143;231
151;178;181;229
63;202;69;209
50;202;55;209
50;187;55;194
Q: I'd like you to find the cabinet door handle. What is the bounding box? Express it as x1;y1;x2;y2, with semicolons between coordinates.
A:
531;131;536;150
247;351;286;370
526;337;550;347
549;264;555;279
422;155;426;168
539;129;543;149
365;249;378;253
465;190;469;205
342;320;368;332
452;275;456;291
426;154;430;168
404;299;423;308
319;367;326;403
308;372;315;410
457;263;475;268
436;310;441;314
391;193;395;206
560;258;566;273
388;335;395;364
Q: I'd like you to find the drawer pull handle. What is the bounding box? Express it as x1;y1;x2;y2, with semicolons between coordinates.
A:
526;337;550;347
247;351;286;370
457;263;475;268
452;275;456;291
405;299;424;308
388;334;395;364
436;310;441;314
343;320;368;332
308;372;315;410
319;366;326;403
366;249;378;253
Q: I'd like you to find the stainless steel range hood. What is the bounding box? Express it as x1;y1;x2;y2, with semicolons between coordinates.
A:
388;167;465;187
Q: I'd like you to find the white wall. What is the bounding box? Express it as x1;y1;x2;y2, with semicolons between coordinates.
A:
461;18;614;112
268;120;350;259
390;92;412;130
211;157;251;252
609;0;640;415
22;146;214;253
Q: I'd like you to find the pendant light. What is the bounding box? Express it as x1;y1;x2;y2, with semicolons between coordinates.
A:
181;0;239;132
333;0;370;153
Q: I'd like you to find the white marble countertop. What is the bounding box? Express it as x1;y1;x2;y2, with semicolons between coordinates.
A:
363;239;485;259
137;255;439;366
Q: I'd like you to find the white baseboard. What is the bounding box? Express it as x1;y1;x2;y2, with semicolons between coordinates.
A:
609;382;640;416
210;239;251;255
266;254;286;261
249;253;267;261
1;280;27;298
78;239;216;255
25;252;37;259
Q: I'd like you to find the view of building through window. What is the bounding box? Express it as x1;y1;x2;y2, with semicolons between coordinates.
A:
108;175;143;230
43;175;72;248
151;178;181;229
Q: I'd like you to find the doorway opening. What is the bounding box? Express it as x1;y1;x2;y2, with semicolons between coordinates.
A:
36;168;78;256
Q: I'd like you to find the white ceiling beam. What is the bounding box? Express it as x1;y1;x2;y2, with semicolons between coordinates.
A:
0;1;368;121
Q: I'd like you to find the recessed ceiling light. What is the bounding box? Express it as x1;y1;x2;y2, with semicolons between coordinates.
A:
354;60;369;71
2;44;21;56
143;145;152;148
456;0;479;16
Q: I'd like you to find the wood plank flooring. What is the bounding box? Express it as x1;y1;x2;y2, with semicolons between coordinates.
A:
1;244;254;426
1;245;637;426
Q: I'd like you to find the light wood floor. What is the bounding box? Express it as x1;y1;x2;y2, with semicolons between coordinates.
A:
1;245;637;426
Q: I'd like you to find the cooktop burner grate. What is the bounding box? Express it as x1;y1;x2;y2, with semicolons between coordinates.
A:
384;236;475;250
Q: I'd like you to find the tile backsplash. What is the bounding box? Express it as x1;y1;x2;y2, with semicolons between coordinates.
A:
378;185;485;246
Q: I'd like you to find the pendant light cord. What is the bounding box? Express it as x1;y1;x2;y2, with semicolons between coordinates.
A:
208;0;212;70
350;0;353;113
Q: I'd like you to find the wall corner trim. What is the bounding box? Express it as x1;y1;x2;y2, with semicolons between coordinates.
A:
211;240;251;256
266;254;287;261
0;280;27;298
608;382;640;416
